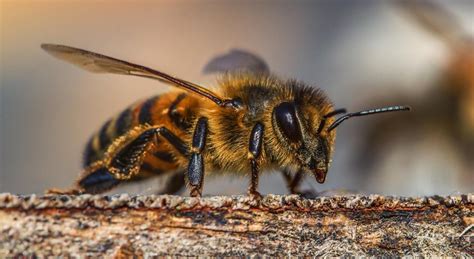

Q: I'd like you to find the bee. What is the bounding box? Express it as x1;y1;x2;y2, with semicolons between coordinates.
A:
42;44;409;198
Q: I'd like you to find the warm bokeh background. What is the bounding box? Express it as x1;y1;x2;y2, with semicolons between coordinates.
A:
1;0;473;195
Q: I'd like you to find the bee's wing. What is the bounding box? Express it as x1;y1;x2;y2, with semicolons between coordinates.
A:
203;49;269;75
41;44;227;106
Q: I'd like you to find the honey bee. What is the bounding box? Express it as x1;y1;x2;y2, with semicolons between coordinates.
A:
43;44;409;198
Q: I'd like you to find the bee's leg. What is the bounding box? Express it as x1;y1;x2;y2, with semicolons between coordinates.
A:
281;168;304;194
69;128;157;194
156;171;186;195
281;168;318;198
76;163;121;194
248;123;264;200
281;168;295;192
154;127;189;156
187;117;208;197
47;159;122;195
69;126;188;194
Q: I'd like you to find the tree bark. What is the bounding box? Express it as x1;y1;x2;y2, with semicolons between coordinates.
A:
0;193;472;257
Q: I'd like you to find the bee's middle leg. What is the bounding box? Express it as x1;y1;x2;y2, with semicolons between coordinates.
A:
248;122;264;200
187;117;208;197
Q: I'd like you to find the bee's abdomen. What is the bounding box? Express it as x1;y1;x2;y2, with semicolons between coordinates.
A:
83;106;135;167
83;92;197;171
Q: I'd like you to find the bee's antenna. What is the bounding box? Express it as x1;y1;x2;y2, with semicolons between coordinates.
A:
327;105;411;132
317;108;347;134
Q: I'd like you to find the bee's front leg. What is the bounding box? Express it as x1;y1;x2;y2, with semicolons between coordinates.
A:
281;169;317;198
248;123;264;200
187;117;208;197
282;168;305;194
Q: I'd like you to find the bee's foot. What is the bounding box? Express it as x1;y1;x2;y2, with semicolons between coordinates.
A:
293;189;318;199
248;190;263;201
190;188;202;197
45;188;84;195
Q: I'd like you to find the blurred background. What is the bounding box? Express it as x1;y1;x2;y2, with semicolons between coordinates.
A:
1;0;473;196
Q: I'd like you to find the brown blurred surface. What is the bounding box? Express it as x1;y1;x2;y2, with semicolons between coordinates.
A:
0;193;472;256
354;0;474;195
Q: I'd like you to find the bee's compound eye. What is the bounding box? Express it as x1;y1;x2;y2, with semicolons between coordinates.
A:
273;102;303;143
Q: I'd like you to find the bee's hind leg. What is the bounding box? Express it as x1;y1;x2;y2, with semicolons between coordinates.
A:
155;171;186;195
48;126;189;195
46;161;119;195
76;163;121;194
73;127;161;194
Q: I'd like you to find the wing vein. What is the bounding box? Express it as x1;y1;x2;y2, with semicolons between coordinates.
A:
41;43;226;106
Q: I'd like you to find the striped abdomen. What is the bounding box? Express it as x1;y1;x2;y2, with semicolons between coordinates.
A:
83;91;199;177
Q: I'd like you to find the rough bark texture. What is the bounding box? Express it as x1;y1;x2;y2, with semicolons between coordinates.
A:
0;193;472;257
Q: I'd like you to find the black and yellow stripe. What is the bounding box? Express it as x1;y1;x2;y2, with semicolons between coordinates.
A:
138;96;160;125
82;92;198;178
115;108;133;136
168;93;191;130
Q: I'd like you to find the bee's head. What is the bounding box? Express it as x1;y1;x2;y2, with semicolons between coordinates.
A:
272;101;410;184
272;101;338;183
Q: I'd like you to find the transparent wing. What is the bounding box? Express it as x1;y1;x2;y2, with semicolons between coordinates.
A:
203;49;269;75
41;44;227;106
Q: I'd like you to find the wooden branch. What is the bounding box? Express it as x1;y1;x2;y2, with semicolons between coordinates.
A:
0;193;472;257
